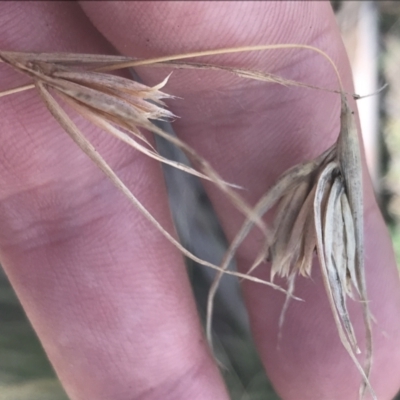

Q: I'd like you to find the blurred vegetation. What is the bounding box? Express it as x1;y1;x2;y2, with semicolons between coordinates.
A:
0;269;68;400
380;1;400;279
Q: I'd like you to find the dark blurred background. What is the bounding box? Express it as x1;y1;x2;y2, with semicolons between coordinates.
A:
1;1;400;399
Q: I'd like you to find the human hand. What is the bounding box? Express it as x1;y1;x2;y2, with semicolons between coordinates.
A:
0;2;399;399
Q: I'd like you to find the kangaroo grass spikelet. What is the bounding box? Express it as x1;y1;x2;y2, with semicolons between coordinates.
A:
0;49;288;291
0;44;374;399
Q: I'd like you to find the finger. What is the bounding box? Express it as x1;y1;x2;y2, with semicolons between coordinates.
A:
80;1;400;398
0;3;228;400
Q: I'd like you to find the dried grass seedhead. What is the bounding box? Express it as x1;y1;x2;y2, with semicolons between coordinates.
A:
0;51;175;133
268;95;363;299
0;45;374;399
0;49;286;291
218;93;374;399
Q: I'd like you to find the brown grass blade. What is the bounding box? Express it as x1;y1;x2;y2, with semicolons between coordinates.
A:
314;161;376;400
277;273;297;347
0;83;35;98
337;94;372;398
142;60;342;95
332;183;351;297
270;180;310;280
324;176;358;350
341;192;360;295
0;51;133;67
287;185;317;276
337;95;365;294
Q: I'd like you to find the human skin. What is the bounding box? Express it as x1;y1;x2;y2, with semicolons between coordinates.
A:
0;1;399;399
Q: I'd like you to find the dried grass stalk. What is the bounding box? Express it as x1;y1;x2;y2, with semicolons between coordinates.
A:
0;44;374;398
